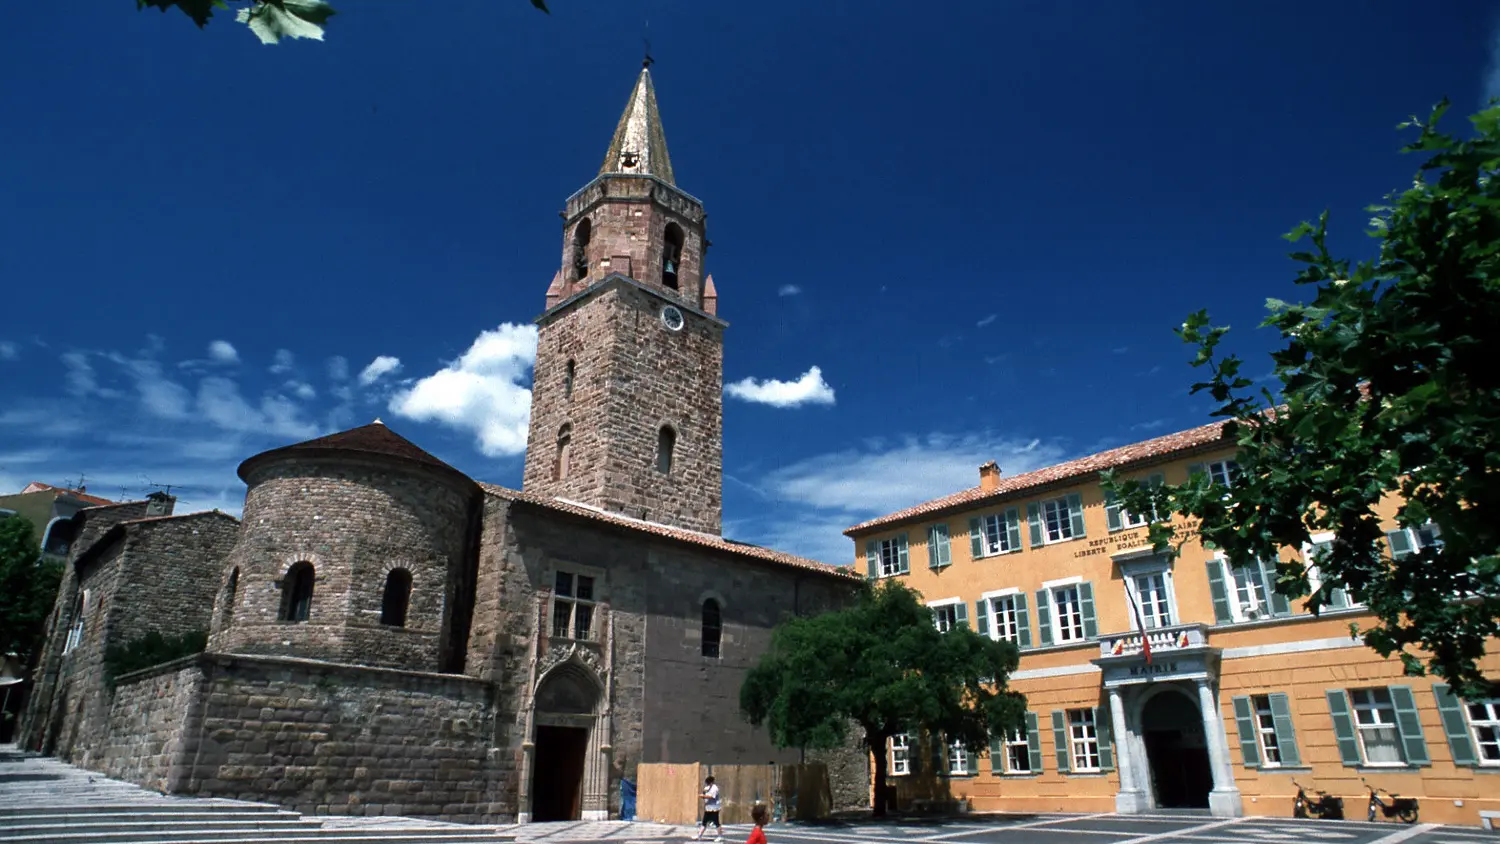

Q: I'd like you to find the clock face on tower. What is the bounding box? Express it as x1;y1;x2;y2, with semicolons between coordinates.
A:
660;305;685;332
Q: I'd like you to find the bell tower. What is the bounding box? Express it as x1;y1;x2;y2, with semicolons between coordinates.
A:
522;63;724;535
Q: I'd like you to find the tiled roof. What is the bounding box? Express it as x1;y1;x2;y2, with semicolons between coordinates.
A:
845;420;1232;536
21;482;115;507
116;510;240;528
239;421;471;484
478;482;858;580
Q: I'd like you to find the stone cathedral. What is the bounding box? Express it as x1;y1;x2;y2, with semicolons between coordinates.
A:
19;65;861;824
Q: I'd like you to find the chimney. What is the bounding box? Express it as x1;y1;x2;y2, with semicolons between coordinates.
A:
145;491;176;518
979;461;1001;492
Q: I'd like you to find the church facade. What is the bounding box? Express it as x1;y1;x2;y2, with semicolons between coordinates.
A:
19;66;862;823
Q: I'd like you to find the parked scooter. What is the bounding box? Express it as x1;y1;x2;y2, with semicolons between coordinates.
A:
1291;780;1345;820
1362;779;1419;824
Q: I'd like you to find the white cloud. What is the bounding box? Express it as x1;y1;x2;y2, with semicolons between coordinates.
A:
358;355;403;386
196;377;317;440
327;355;350;381
207;340;240;364
390;323;538;457
725;366;835;408
286;381;317;400
778;284;802;297
270;349;296;375
108;352;191;419
60;352;98;396
976;314;997;328
0;341;18;361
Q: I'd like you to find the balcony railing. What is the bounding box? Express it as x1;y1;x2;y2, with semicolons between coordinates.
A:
1098;622;1209;659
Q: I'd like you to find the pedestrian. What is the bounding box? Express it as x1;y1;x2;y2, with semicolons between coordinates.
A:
694;775;723;841
745;803;768;844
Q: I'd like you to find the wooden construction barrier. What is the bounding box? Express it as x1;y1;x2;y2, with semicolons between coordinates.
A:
635;762;832;824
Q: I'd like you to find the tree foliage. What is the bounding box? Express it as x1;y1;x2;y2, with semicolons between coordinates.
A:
0;517;62;672
103;630;209;688
136;0;549;45
1106;100;1500;700
740;581;1026;816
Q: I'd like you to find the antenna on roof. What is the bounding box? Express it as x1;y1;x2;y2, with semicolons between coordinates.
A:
139;474;176;498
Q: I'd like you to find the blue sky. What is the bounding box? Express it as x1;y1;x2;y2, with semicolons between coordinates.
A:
2;1;1496;565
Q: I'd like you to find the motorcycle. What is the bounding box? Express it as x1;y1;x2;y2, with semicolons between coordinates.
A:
1291;780;1344;820
1362;779;1419;824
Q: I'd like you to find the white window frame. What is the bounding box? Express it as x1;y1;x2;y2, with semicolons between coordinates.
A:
1121;559;1176;631
1390;523;1444;557
1252;694;1283;768
1040;496;1078;543
1003;728;1032;774
1050;585;1085;643
1349;687;1405;766
1207;459;1240;487
1303;531;1364;610
978;512;1018;556
551;566;601;641
878;537;906;578
947;739;970;776
889;733;911;776
64;589;89;655
928;597;962;634
1214;552;1275;622
984;588;1021;644
1067;708;1101;772
1464;699;1500;766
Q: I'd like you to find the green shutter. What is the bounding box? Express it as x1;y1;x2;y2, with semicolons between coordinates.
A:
865;541;878;580
1014;592;1032;649
966;745;980;775
1206;559;1232;623
1432;683;1478;766
969;517;984;559
928;524;950;568
1259;558;1291;616
1325;690;1363;765
1027;502;1044;547
1025;711;1043;772
1268;693;1301;766
1388;685;1430;765
1104;487;1122;532
954;602;969;631
1005;507;1022;551
990;730;1006;774
1051;710;1070;772
1066;492;1086;538
909;735;922;776
930;732;946;776
1231;696;1261;767
1079;581;1098;639
1035;589;1053;646
1095;703;1114;770
1387;529;1413;559
975;600;989;637
896;534;910;574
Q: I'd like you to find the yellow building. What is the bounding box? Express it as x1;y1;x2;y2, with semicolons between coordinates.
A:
845;421;1500;826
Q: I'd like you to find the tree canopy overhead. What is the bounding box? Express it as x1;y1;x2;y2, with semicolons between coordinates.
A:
1107;99;1500;700
136;0;549;45
740;581;1026;816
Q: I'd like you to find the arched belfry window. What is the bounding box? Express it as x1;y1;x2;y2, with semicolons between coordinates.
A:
556;423;573;481
564;359;576;399
702;599;722;658
662;223;684;290
381;568;413;627
571;218;592;282
656;425;676;474
281;562;315;623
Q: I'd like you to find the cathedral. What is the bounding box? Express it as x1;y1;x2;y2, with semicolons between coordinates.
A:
19;64;861;823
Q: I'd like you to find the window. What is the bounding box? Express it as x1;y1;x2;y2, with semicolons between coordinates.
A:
280;562;315;623
866;535;909;579
1042;497;1077;542
221;568;239;627
991;595;1020;643
1229;562;1270;619
555;424;572;482
1350;688;1404;765
1105;474;1163;531
662;223;684;290
702;599;722;658
1253;695;1283;766
1388;523;1443;559
1130;572;1173;629
1067;709;1101;772
972;508;1021;557
564;359;576;399
380;568;412;627
1466;699;1500;765
926;523;951;568
1232;692;1301;768
948;740;971;776
889;734;911;776
1304;534;1360;609
571;218;592;281
1052;586;1085;642
656;425;676;474
1004;729;1032;773
1207;460;1240;487
930;600;966;633
1027;493;1085;546
552;570;596;640
64;590;87;654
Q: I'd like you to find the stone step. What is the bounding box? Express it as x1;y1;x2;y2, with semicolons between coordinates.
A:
1;832;512;844
0;817;320;833
0;806;289;819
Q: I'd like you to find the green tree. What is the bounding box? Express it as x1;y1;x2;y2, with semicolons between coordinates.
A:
136;0;549;45
740;580;1025;817
1106;99;1500;700
0;517;63;673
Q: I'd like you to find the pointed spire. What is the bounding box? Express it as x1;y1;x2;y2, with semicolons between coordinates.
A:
600;66;675;185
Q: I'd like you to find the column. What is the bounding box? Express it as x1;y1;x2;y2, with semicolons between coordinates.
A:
1195;678;1244;818
1110;686;1148;814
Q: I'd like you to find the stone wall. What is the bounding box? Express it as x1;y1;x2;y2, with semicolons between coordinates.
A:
559;175;708;310
96;657;205;792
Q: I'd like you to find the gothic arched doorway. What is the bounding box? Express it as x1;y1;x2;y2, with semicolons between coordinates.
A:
1141;687;1212;809
531;663;601;822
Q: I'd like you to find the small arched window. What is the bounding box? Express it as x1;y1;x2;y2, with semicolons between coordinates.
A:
571;218;592;282
662;223;684;290
564;359;576;399
556;423;573;481
281;562;315;623
220;568;239;627
656;425;676;474
380;568;413;627
702;599;722;658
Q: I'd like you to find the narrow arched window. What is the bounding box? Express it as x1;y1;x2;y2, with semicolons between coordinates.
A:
662;223;684;290
280;562;315;623
380;568;412;627
571;218;592;282
702;599;722;658
564;359;576;399
556;423;573;481
221;568;239;627
656;425;676;474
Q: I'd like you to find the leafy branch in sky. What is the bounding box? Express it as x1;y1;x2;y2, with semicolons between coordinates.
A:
136;0;549;45
1105;99;1500;700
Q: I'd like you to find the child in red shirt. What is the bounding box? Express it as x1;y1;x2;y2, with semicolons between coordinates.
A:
746;803;768;844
